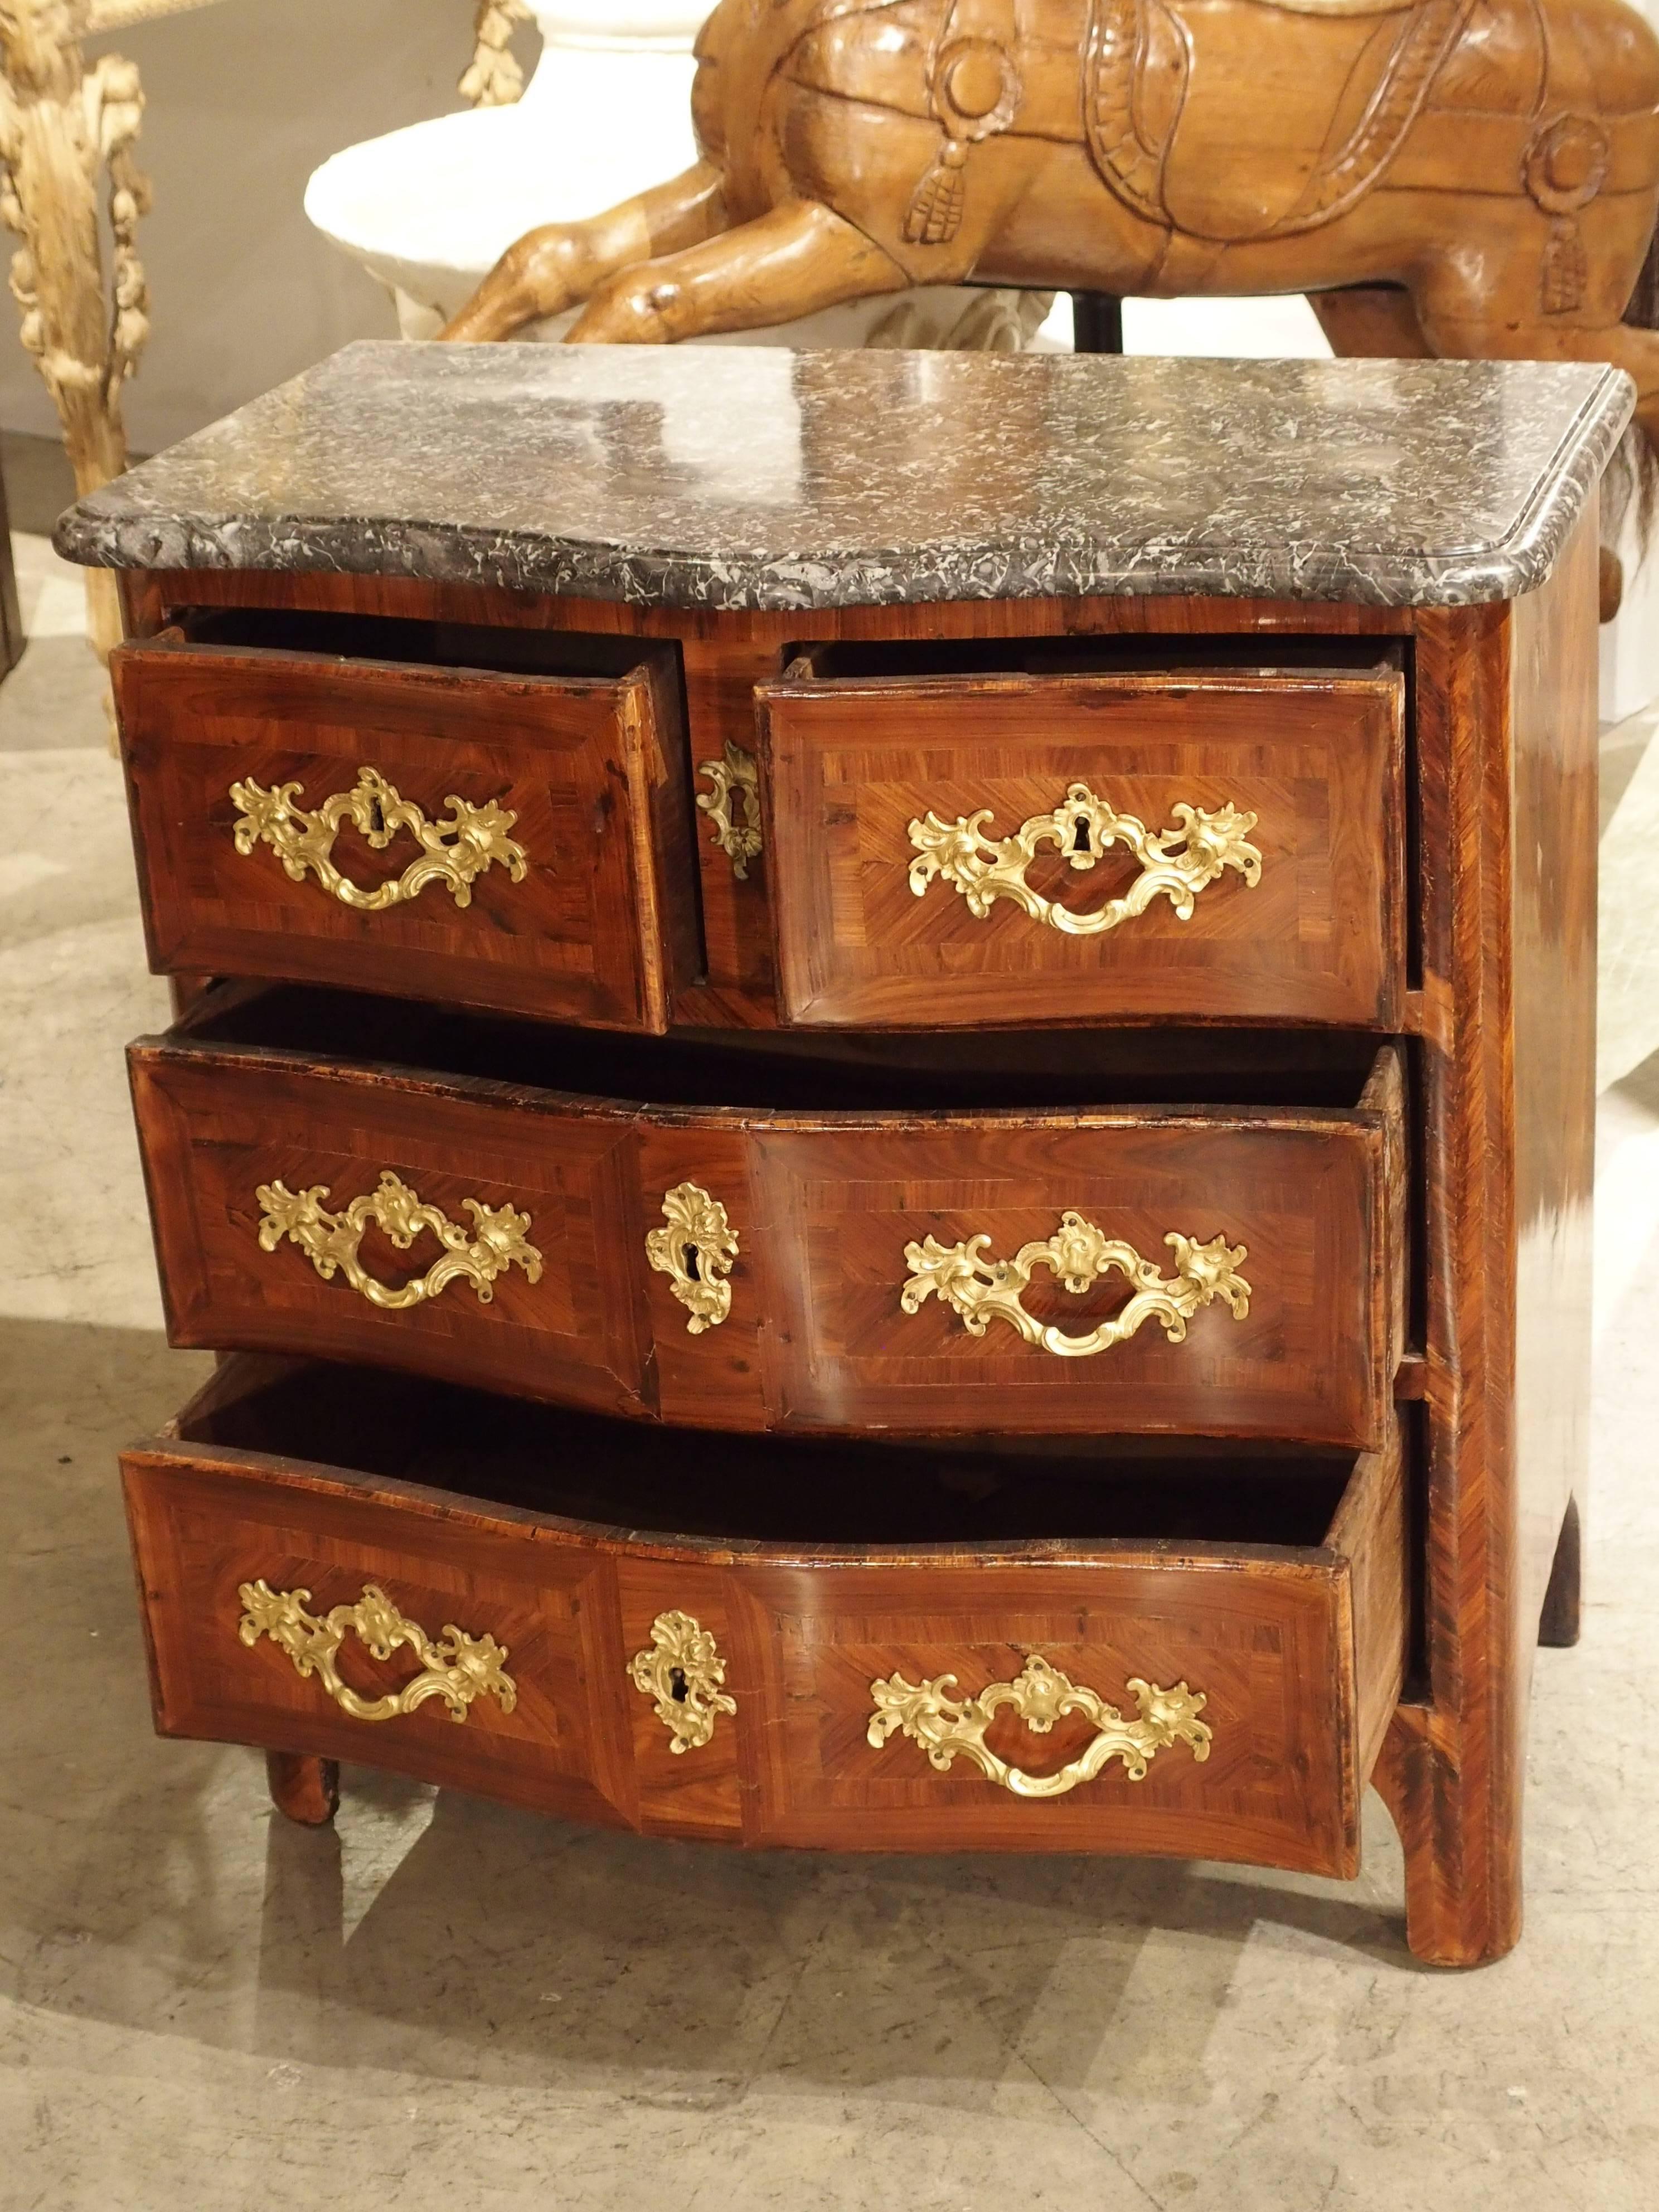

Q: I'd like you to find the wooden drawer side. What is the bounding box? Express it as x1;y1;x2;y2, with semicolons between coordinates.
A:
1330;1419;1409;1785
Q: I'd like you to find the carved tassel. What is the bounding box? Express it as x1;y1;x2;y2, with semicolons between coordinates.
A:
904;139;969;246
1542;217;1588;316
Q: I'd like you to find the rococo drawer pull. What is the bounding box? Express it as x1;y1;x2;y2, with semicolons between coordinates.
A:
229;764;528;911
908;780;1261;935
696;741;763;880
255;1168;544;1311
901;1214;1250;1360
629;1610;737;1751
237;1580;518;1724
867;1655;1211;1797
646;1181;739;1333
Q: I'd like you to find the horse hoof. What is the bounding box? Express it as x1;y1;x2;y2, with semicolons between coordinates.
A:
1600;545;1624;623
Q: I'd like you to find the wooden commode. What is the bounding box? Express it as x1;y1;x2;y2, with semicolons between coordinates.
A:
57;341;1632;1968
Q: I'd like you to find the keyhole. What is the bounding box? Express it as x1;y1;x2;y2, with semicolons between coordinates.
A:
667;1666;690;1704
683;1244;701;1282
369;796;386;837
1071;816;1092;855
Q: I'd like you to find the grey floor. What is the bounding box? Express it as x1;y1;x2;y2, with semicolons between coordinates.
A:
4;533;1658;2210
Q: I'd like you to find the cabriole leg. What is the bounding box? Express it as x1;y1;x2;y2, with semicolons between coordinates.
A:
1372;1714;1521;1969
266;1752;339;1826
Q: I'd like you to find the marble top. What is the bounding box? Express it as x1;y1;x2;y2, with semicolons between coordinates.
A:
55;341;1634;610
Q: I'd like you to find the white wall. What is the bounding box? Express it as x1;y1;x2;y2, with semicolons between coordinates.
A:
1602;0;1659;721
0;0;501;454
1601;487;1659;725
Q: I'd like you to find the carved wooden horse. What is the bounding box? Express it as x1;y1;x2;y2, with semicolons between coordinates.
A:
444;0;1659;490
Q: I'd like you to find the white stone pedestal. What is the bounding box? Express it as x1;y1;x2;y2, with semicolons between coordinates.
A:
304;1;1050;351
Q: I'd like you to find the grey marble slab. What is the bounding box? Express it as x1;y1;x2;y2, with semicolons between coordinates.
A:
55;340;1634;610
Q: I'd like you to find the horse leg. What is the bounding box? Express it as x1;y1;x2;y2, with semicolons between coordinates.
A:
440;162;728;342
564;200;909;345
1309;285;1430;360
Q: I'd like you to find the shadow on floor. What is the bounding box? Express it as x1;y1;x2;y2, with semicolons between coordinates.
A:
0;629;114;753
242;1782;1414;2098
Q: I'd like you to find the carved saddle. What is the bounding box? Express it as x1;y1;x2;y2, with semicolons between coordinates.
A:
1086;0;1478;242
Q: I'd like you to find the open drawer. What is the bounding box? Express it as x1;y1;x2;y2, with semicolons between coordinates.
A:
129;987;1408;1448
123;1358;1409;1879
111;606;700;1031
756;641;1406;1030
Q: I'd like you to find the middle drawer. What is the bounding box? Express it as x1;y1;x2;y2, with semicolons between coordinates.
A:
130;989;1406;1448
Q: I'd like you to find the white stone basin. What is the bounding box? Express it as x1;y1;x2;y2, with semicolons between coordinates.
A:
303;0;1050;348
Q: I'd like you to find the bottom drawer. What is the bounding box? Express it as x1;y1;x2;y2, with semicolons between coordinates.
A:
123;1359;1408;1879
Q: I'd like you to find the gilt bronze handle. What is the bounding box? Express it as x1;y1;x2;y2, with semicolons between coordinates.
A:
237;1581;517;1725
908;780;1260;935
230;765;527;911
255;1169;542;1311
867;1655;1211;1797
900;1212;1250;1359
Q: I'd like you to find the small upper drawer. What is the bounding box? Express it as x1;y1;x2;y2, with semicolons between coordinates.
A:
124;1357;1408;1879
130;988;1406;1449
112;608;700;1031
756;656;1406;1030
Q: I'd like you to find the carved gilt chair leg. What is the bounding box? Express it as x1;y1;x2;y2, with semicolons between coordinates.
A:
266;1752;341;1827
0;1;151;668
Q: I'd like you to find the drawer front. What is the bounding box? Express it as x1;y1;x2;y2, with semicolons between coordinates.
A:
124;1366;1405;1879
736;1556;1360;1869
758;669;1405;1029
130;1045;654;1420
113;638;699;1030
130;1028;1405;1448
123;1445;640;1829
749;1074;1404;1449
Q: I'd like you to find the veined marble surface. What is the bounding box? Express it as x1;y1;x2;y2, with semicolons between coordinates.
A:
55;342;1633;610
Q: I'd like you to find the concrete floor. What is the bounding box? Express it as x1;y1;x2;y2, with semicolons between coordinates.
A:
4;531;1658;2211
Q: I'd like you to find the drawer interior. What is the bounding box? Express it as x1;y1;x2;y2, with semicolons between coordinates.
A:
177;1357;1357;1552
177;982;1391;1114
786;634;1406;682
172;603;667;685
